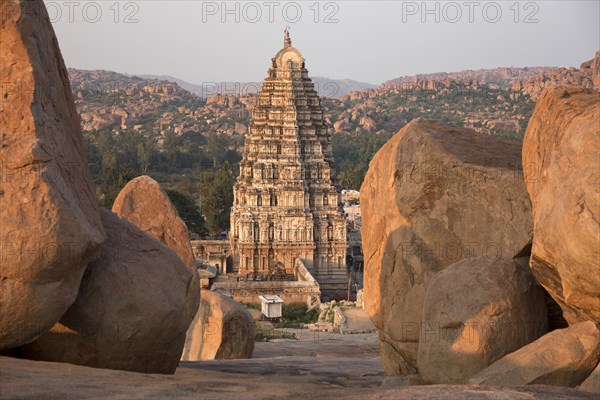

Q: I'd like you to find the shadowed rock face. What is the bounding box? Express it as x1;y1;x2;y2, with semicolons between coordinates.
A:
16;209;198;374
112;175;200;320
360;119;532;375
181;290;255;361
470;321;600;387
579;363;600;393
417;256;548;384
0;0;105;350
522;86;600;325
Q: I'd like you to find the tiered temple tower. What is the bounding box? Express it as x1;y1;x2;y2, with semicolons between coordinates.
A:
230;29;347;295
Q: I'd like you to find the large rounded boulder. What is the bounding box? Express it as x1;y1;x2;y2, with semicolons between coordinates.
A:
360;119;533;374
417;256;548;383
0;0;105;350
181;290;255;361
470;321;600;387
112;175;200;319
17;209;198;374
112;175;196;269
522;86;600;324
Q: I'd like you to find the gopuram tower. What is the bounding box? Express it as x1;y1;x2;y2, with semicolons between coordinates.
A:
230;29;347;296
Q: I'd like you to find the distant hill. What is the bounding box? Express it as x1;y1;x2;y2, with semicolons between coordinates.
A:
381;67;558;88
69;68;258;141
139;74;376;99
68;68;209;134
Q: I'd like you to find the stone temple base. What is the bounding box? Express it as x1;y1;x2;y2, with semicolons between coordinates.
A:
211;279;321;308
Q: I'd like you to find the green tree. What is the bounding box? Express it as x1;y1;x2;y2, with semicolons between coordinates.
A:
137;139;156;173
198;163;235;236
84;136;102;178
166;189;208;239
206;132;229;168
337;164;365;190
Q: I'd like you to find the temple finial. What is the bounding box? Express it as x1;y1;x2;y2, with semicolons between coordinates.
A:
284;27;291;48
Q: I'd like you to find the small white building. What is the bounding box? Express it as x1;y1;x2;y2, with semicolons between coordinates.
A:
344;204;362;230
259;295;284;319
341;189;360;204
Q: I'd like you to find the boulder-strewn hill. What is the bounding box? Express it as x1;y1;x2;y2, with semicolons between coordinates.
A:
69;69;254;139
69;69;206;134
322;56;598;148
140;74;377;98
382;65;595;98
382;67;556;88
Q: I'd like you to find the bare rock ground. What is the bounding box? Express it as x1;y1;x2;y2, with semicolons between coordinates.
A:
1;332;596;399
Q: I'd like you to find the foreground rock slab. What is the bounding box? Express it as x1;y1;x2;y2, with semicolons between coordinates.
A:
17;209;198;374
0;0;105;349
523;86;600;324
361;119;532;374
470;321;600;387
181;290;255;360
0;355;596;400
417;256;547;383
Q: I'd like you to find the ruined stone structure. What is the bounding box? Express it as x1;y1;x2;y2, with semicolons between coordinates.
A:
230;30;347;296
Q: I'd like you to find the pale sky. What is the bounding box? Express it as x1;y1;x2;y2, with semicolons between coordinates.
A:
46;0;600;85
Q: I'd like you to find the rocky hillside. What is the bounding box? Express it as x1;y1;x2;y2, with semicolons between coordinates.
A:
382;65;596;99
71;52;600;142
141;74;376;98
382;66;555;88
327;56;599;140
323;83;535;139
70;69;254;138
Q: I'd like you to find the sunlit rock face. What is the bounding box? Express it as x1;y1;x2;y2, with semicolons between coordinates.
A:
181;290;255;361
0;0;105;350
417;255;548;383
470;321;600;387
522;86;600;325
361;119;532;375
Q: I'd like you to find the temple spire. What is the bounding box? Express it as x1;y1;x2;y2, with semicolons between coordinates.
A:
229;32;347;296
284;27;292;48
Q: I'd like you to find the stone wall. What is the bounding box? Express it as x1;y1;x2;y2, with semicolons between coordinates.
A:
212;259;321;307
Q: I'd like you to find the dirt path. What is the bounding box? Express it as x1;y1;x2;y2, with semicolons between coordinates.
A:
342;308;377;333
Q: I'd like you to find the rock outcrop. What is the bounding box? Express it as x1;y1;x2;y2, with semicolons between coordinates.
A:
361;119;532;375
0;0;105;350
181;290;254;361
593;51;600;88
417;256;548;383
512;68;594;100
522;86;600;324
470;321;600;387
17;209;198;374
